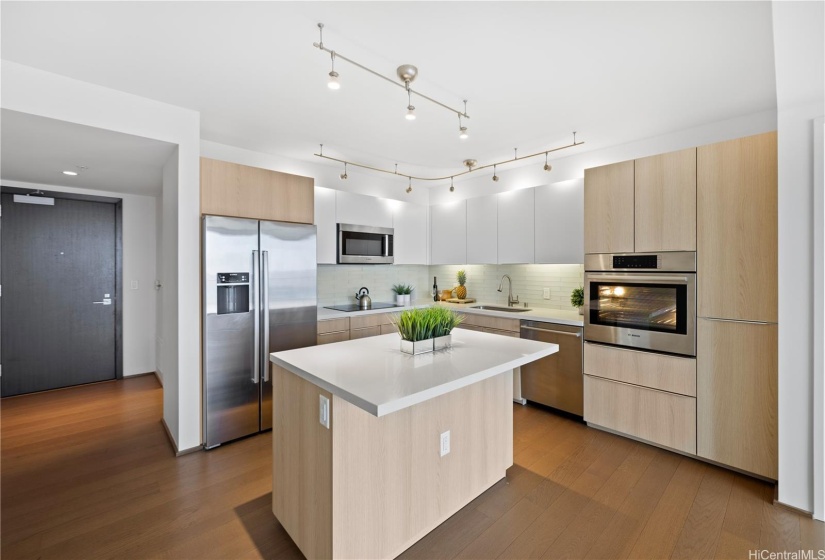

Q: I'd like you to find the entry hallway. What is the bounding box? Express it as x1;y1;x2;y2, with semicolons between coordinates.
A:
1;376;822;559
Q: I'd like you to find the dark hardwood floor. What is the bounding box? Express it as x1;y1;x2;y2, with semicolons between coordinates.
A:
1;375;822;559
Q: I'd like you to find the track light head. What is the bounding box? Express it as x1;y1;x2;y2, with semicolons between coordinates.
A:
459;126;468;140
340;163;348;180
328;71;340;90
492;165;499;182
449;177;455;192
405;105;416;120
543;163;552;172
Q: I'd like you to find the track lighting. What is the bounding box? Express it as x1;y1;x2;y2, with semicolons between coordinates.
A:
314;132;584;185
340;162;348;180
315;23;469;127
458;103;469;139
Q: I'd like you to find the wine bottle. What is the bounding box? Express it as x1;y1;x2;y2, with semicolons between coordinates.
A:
432;276;438;302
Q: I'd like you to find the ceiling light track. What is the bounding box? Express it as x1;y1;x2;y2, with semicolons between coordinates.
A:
315;132;584;188
314;23;470;120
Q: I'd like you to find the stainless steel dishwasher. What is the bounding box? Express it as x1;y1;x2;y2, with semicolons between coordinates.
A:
519;321;583;416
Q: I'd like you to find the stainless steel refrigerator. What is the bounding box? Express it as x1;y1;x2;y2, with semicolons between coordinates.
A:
202;216;317;448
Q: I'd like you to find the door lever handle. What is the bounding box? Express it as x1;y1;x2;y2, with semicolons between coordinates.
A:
93;298;112;305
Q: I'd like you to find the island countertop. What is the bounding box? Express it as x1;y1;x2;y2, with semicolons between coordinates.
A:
270;329;558;417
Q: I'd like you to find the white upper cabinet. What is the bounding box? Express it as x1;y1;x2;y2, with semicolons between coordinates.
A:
534;179;584;264
314;186;337;264
393;201;428;264
335;190;393;228
497;189;535;264
430;201;467;265
466;196;498;264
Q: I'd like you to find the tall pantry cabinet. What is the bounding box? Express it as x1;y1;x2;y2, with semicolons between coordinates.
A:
696;131;778;479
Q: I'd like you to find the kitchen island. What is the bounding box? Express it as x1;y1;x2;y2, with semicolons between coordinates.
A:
269;329;558;560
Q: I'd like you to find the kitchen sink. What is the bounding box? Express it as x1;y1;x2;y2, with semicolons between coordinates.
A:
470;305;532;313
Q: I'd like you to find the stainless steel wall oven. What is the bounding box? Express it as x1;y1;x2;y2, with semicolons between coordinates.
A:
584;252;696;356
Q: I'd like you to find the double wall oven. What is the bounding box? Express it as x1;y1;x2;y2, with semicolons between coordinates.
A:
584;252;696;357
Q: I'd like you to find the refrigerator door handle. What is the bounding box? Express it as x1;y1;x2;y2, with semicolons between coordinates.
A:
262;250;271;382
252;250;260;383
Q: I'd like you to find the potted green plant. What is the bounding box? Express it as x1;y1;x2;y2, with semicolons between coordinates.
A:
392;307;463;355
571;286;585;315
392;283;406;306
402;284;414;306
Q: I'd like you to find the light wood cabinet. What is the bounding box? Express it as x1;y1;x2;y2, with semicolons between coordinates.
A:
200;158;314;223
583;160;635;254
430;201;467;265
315;186;337;264
392;201;428;265
584;375;696;455
498;189;535;263
634;148;696;252
317;317;350;345
697;318;777;479
697;132;777;322
350;326;380;339
318;313;396;345
534;179;584;264
583;342;696;397
466;196;498;264
335;191;393;229
317;330;350;345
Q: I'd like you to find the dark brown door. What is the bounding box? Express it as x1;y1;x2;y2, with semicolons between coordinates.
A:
1;193;117;396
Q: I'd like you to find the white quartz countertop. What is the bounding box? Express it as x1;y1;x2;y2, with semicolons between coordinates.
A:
317;300;583;327
270;329;559;417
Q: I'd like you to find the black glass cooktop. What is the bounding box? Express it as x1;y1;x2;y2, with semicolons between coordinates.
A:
324;302;399;312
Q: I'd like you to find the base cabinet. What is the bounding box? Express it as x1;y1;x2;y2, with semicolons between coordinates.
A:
584;375;696;454
697;318;777;479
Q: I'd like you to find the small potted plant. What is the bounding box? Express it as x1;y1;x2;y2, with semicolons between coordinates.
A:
431;306;463;351
392;307;463;355
571;286;585;315
392;284;406;306
402;284;414;306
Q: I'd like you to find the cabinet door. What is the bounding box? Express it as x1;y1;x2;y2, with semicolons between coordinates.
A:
466;196;497;264
697;318;777;479
350;326;381;339
583;160;634;254
430;201;467;265
635;148;696;252
697;132;777;322
336;191;393;228
315;187;337;264
534;179;584;264
200;158;314;224
498;189;535;264
393;201;428;265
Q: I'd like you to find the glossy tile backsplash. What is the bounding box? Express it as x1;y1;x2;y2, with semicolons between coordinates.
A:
318;263;584;311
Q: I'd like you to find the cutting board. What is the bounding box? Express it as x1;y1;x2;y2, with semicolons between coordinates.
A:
446;298;477;304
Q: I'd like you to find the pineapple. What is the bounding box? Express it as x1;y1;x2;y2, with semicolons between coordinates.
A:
456;269;467;300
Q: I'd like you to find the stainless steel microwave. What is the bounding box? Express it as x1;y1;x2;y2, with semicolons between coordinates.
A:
337;223;394;264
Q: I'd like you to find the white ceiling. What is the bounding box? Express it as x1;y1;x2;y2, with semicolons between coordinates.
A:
0;1;777;182
1;109;176;196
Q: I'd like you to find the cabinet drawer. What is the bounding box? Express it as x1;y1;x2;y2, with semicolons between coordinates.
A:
380;324;397;336
583;342;696;397
317;331;349;345
584;375;696;454
317;317;350;335
350;313;393;330
482;327;519;338
350;326;380;339
458;313;519;333
456;324;483;332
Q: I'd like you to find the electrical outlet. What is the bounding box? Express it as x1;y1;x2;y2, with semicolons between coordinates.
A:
319;395;330;429
440;430;450;457
543;288;551;299
130;280;139;290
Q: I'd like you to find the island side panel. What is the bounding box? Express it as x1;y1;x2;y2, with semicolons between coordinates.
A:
331;370;514;560
272;364;333;560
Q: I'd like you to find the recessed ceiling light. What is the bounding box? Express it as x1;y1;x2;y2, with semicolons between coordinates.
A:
62;171;78;176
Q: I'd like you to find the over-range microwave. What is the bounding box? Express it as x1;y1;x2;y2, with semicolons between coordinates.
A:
337;223;394;264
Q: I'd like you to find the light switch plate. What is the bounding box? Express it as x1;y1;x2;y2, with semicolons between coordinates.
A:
543;288;551;299
440;430;450;457
319;395;330;429
130;280;139;290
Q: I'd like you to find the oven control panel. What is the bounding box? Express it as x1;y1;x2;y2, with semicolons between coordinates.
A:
612;255;659;269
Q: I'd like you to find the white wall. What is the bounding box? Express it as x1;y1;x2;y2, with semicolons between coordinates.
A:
772;0;825;514
0;179;157;376
1;61;202;452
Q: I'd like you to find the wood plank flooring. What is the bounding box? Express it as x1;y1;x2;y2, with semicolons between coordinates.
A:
2;375;822;559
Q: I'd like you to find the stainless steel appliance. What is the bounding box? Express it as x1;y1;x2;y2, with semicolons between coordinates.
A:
203;216;317;448
584;251;696;356
519;321;583;415
337;223;393;264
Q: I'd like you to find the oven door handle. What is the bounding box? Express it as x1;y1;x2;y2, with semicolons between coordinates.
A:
586;274;691;283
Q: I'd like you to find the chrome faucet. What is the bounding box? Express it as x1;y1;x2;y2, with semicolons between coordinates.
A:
497;274;520;307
